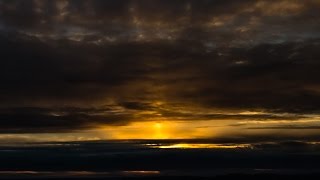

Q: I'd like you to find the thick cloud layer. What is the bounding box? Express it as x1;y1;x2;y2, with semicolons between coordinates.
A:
0;0;320;134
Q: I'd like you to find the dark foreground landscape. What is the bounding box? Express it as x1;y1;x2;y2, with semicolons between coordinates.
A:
0;140;320;179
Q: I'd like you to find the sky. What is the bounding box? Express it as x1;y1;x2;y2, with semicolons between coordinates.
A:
0;0;320;144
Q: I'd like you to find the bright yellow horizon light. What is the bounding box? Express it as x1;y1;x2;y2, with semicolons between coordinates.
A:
99;117;319;141
150;143;251;149
153;122;167;139
100;120;222;140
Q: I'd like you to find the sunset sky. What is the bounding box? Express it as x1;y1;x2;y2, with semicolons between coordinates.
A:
1;0;320;143
1;0;320;177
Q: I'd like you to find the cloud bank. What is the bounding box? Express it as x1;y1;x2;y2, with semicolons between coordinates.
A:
0;0;320;134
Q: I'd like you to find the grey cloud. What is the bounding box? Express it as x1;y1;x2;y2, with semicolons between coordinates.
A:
1;0;319;45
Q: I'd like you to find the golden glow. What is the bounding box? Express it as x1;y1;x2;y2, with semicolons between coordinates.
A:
149;143;251;149
99;115;320;140
2;111;320;142
154;122;162;129
100;120;230;139
153;122;166;139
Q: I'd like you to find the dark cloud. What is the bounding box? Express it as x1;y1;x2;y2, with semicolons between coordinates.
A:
0;0;320;133
0;107;135;133
1;0;319;43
